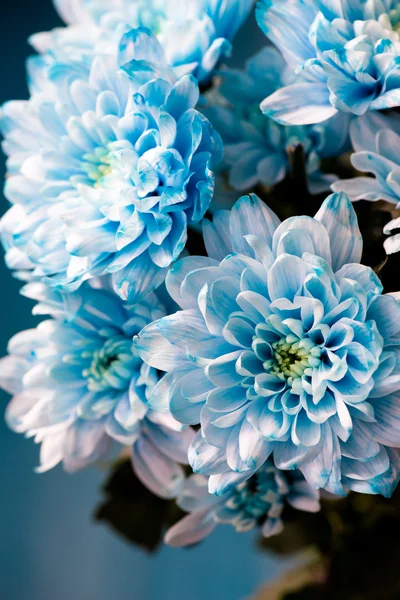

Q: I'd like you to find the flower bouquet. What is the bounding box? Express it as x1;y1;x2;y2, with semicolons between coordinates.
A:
2;1;400;595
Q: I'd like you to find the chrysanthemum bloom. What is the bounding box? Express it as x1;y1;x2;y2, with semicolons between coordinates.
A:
165;463;319;546
256;0;400;125
332;112;400;255
0;280;193;498
0;28;222;302
135;192;400;497
32;0;254;85
204;47;350;193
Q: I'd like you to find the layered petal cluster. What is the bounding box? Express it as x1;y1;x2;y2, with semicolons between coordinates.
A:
165;463;319;546
332;112;400;254
256;0;400;125
0;29;222;302
53;0;165;29
33;0;254;85
135;192;400;497
0;279;193;499
204;47;350;193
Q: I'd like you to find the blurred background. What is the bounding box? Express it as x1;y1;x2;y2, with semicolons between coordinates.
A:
0;2;287;599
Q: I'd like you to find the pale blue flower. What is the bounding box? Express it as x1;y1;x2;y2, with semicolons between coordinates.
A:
134;192;400;498
204;47;350;193
256;0;400;125
165;464;320;546
32;0;254;86
0;279;193;498
0;28;222;302
332;112;400;254
333;112;400;205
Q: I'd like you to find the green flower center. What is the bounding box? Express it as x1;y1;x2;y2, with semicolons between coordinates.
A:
81;147;114;188
83;337;134;392
389;7;400;33
269;337;321;385
214;467;289;530
229;472;277;520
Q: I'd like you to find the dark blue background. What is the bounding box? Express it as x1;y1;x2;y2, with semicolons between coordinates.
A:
0;3;284;599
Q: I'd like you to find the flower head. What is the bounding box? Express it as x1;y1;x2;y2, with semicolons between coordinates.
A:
256;0;400;125
34;0;254;86
135;192;400;498
0;279;193;498
332;112;400;255
165;463;320;546
205;47;350;193
0;28;222;302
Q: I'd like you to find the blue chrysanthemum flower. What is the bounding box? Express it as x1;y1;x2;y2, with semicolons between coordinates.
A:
135;192;400;498
0;28;222;302
204;47;350;193
256;0;400;125
0;279;194;498
53;0;165;30
332;112;400;255
32;0;254;86
165;463;320;546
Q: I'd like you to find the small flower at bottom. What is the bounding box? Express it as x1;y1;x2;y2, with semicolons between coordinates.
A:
0;279;194;499
165;462;320;547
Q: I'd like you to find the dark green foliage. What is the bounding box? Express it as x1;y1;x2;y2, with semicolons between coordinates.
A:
95;460;184;552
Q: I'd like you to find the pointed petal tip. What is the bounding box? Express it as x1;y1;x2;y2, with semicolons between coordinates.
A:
315;191;362;270
322;191;353;211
